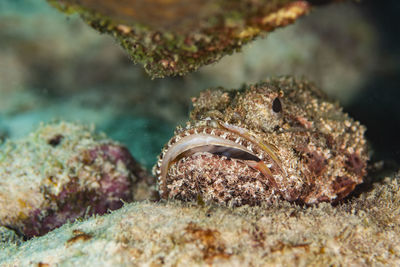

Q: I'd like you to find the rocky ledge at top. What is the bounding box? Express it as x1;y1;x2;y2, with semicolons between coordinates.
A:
47;0;343;78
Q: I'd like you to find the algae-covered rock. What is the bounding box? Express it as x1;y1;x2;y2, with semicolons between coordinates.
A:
0;226;23;246
1;174;399;266
0;122;156;238
46;0;339;78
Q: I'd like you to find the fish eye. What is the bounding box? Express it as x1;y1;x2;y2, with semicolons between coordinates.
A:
272;97;282;113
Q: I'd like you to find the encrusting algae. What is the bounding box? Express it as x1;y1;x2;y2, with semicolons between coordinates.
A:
1;174;399;265
46;0;342;78
0;122;155;238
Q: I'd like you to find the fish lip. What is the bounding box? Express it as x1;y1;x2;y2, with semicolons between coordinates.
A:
155;123;284;199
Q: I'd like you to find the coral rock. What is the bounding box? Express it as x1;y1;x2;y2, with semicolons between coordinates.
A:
0;122;154;237
1;176;400;265
46;0;342;78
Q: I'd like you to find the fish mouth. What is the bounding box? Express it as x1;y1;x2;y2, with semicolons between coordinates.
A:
177;144;261;162
155;122;284;199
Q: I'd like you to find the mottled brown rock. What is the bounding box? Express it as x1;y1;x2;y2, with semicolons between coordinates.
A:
47;0;342;78
154;77;368;206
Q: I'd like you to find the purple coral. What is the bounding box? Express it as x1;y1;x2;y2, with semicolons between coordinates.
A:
0;122;154;238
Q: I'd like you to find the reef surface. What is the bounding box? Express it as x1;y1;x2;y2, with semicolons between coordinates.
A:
1;174;399;266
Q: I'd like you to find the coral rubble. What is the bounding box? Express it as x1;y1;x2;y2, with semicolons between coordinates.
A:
0;122;156;238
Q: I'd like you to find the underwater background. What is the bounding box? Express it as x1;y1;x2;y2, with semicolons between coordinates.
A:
1;1;400;265
1;0;399;171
